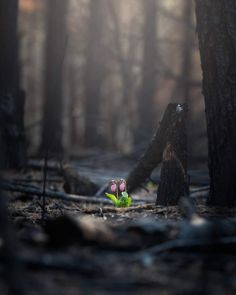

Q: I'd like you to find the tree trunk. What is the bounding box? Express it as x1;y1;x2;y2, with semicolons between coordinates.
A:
181;0;194;165
181;0;194;105
127;103;188;198
84;0;106;147
135;0;158;143
0;0;26;169
195;0;236;205
41;0;68;154
156;105;188;205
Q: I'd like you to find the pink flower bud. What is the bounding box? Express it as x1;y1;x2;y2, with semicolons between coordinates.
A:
119;179;126;192
110;180;117;193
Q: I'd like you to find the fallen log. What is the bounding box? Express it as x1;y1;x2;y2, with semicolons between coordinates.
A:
0;181;111;205
0;181;149;205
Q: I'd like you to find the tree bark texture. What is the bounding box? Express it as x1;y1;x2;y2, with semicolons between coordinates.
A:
156;141;188;206
127;103;188;201
0;0;26;169
41;0;68;153
195;0;236;205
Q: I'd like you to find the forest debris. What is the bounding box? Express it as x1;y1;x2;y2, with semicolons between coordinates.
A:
1;180;112;205
83;203;157;214
1;180;151;206
43;214;177;250
18;252;103;275
135;237;236;260
44;215;114;247
61;163;99;196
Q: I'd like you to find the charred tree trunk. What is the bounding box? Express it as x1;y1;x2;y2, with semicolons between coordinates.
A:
180;0;194;165
84;0;106;147
41;0;68;154
108;1;134;148
127;103;188;203
195;0;236;206
0;0;26;169
135;0;158;143
156;106;188;205
181;0;194;105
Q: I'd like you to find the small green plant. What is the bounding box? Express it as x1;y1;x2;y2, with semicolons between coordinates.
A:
105;179;132;208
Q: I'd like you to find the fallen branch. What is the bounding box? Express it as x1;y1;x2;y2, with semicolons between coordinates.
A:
1;181;150;205
12;252;103;275
135;237;236;260
1;181;111;205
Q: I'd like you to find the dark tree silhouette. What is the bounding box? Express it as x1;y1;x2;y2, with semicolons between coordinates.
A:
0;0;26;169
195;0;236;205
108;1;132;148
181;0;194;105
84;0;106;147
136;0;158;143
41;0;68;153
180;0;194;163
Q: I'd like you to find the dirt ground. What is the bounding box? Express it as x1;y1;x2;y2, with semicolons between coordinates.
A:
1;159;236;295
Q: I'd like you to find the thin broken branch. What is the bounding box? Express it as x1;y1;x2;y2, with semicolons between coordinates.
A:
1;181;150;205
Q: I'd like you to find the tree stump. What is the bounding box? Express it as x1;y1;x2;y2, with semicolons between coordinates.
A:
156;144;187;205
156;104;188;205
126;103;188;205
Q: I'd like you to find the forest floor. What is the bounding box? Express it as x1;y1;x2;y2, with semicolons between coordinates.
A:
1;154;236;295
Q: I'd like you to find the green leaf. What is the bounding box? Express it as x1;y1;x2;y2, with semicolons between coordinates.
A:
121;192;129;198
127;197;132;207
105;192;132;208
117;196;131;207
105;193;119;206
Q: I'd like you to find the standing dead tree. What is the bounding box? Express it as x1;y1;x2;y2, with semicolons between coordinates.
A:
127;103;188;205
84;0;106;147
107;0;135;147
41;0;68;153
195;0;236;206
0;0;26;169
135;0;159;143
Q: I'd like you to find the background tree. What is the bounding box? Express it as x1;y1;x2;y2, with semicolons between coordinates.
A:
0;0;26;169
136;0;158;143
18;0;207;166
41;0;68;153
84;0;106;147
180;0;194;164
195;0;236;205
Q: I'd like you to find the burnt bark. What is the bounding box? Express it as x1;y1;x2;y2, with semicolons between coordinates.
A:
156;154;187;206
41;0;68;154
195;0;236;205
127;103;188;198
0;0;26;169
